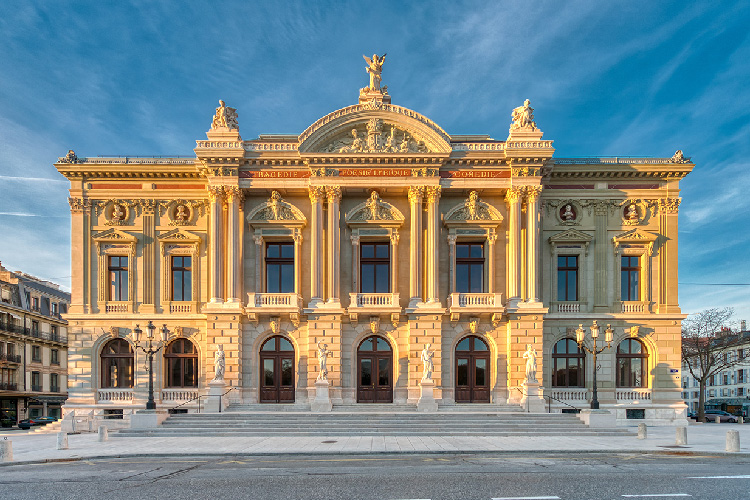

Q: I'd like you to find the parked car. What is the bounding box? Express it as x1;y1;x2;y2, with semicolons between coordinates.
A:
17;417;56;430
34;416;57;424
703;410;738;423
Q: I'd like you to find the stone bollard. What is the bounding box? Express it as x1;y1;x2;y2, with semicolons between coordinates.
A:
715;416;721;424
98;425;108;442
675;426;688;445
0;440;12;462
638;423;647;440
57;432;68;450
726;430;740;452
740;416;744;424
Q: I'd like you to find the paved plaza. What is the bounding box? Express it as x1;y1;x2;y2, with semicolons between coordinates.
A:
1;421;748;465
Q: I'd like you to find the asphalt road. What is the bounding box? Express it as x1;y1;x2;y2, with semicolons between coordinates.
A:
1;452;749;500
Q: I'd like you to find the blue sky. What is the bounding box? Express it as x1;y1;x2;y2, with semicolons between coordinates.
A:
0;1;748;323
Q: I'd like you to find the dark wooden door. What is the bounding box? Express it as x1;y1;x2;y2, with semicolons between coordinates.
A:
455;336;490;403
357;336;393;403
259;336;295;403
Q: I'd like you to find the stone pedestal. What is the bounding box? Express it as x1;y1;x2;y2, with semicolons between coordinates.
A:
311;379;333;412
203;380;227;413
520;381;545;413
130;409;169;429
417;379;438;412
578;409;616;428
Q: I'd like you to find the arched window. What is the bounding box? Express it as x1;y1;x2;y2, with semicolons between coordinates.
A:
164;338;198;387
616;338;648;387
357;336;393;403
101;338;133;388
552;338;584;387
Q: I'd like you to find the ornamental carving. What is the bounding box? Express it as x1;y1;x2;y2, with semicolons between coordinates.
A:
612;228;658;255
445;191;503;222
505;186;524;203
60;150;82;164
320;121;430;153
68;197;91;213
408;186;424;204
669;150;689;163
346;191;403;222
658;197;681;214
158;199;207;225
510;99;537;131
247;191;306;222
511;166;541;177
211;100;239;131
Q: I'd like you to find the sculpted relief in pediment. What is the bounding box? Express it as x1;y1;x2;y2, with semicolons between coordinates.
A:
320;118;430;153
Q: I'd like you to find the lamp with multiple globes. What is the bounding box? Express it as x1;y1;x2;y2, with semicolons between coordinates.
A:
131;320;169;410
575;320;614;409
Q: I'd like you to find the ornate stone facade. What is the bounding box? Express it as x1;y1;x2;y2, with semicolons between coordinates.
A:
55;67;694;427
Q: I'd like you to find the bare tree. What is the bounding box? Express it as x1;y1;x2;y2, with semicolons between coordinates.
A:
682;307;746;422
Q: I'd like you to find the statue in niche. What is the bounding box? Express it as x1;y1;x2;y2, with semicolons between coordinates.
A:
111;204;125;222
363;53;387;91
561;204;576;221
467;191;480;220
626;204;639;221
366;191;381;220
384;127;397;152
269;191;282;220
317;340;331;381
211;100;239;130
510;99;537;131
342;128;365;153
212;344;225;382
523;344;538;383
421;343;435;382
175;204;190;223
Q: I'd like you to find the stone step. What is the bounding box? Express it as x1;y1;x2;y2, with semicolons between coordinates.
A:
115;428;631;437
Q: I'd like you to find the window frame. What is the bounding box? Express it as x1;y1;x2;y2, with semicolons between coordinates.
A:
455;242;485;294
100;338;134;389
556;254;579;302
616;338;649;388
547;229;592;312
265;242;296;294
164;338;199;388
158;228;201;313
108;255;129;301
620;255;640;302
93;228;137;314
51;349;59;365
170;255;193;301
31;345;41;362
359;241;391;293
551;338;585;388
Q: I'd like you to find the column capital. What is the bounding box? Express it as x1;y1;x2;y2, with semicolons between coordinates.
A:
424;185;441;203
68;197;92;213
390;233;400;245
325;185;342;203
351;234;360;245
408;185;425;204
525;185;543;202
253;234;264;246
207;185;225;202
308;186;326;203
658;197;681;214
223;185;242;204
447;234;458;245
505;186;524;203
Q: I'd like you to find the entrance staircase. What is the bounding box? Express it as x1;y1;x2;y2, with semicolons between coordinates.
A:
115;403;632;437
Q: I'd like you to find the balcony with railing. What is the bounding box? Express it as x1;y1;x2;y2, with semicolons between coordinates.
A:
447;293;504;320
0;353;22;364
0;321;67;344
0;382;18;391
245;293;302;324
550;301;588;314
97;389;134;402
547;388;590;403
620;301;650;313
348;293;400;312
161;388;200;402
104;302;130;313
615;388;652;402
31;385;42;392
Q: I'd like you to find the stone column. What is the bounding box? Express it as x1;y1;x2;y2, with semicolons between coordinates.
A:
390;233;399;294
425;186;441;303
506;187;523;304
487;232;497;293
326;186;342;305
224;186;241;304
658;197;681;313
208;186;224;304
141;200;156;313
447;235;457;294
351;235;360;294
308;187;325;306
253;235;263;292
525;186;542;302
593;201;609;312
68;198;91;314
408;186;424;307
293;231;303;295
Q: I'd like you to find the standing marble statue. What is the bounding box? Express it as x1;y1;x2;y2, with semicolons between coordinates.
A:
363;53;386;91
317;340;331;381
211;100;239;130
212;344;225;381
420;343;434;381
511;99;536;131
523;344;538;383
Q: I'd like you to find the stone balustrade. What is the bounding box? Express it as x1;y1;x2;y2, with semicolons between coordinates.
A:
97;389;134;402
616;389;652;401
161;389;200;402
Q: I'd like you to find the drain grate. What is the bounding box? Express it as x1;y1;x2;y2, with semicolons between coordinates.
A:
321;440;337;444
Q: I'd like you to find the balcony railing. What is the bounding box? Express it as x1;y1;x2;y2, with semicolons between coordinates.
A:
350;293;399;308
0;383;18;391
547;389;590;402
161;389;200;402
0;321;66;344
51;386;60;393
0;353;22;363
31;385;42;392
169;302;193;314
552;301;582;313
615;389;652;401
97;389;134;402
246;293;302;313
105;302;129;313
620;301;648;313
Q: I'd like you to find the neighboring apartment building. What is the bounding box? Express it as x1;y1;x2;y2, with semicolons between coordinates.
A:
55;62;692;426
0;262;69;426
682;322;750;417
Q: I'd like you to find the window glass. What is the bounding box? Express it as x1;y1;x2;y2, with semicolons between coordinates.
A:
261;338;276;351
473;337;489;351
475;358;487;386
359;338;374;351
376;337;390;351
456;243;485;293
378;358;389;386
456;338;471;351
278;338;294;351
360;358;372;385
281;359;293;386
266;243;294;293
456;358;468;385
263;359;275;386
552;338;584;387
360;243;390;293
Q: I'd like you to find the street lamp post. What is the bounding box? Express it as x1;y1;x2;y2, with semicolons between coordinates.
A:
131;321;169;410
575;320;614;410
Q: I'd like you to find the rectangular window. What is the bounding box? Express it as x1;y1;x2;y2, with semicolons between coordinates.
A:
456;243;484;293
50;373;59;392
51;325;59;341
51;349;59;365
621;255;640;301
557;255;578;301
32;297;39;311
51;302;58;316
108;256;128;301
31;320;39;336
360;242;390;293
724;373;729;385
265;243;294;293
739;387;745;397
6;343;14;357
171;255;193;301
31;346;41;362
31;371;41;392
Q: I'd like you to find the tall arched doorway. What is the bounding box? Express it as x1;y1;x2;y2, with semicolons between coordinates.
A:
357;336;393;403
455;335;490;403
259;336;295;403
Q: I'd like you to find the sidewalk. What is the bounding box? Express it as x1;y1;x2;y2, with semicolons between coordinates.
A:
1;422;748;465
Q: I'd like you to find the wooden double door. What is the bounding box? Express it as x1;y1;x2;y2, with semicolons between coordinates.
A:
357;336;393;403
259;336;295;403
455;336;491;403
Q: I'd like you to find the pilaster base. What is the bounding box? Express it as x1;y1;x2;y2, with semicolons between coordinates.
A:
520;381;545;413
311;380;333;412
417;379;438;412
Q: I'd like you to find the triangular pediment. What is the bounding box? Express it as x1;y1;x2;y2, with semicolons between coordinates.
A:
444;191;503;225
298;104;452;154
91;228;137;243
613;227;658;244
247;191;306;226
157;228;202;244
346;191;405;225
549;228;593;244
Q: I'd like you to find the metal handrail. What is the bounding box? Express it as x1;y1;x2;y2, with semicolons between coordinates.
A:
544;394;582;413
169;387;237;414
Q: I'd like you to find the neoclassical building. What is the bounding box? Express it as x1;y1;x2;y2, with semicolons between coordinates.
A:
56;61;693;425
